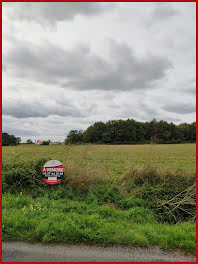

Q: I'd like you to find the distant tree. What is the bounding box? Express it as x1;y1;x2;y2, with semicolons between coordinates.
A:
16;137;21;145
83;122;106;143
65;130;83;144
177;123;192;142
136;123;146;143
150;135;158;144
26;139;33;144
83;126;95;143
102;131;111;143
41;140;50;145
65;119;196;145
2;132;18;146
188;122;196;142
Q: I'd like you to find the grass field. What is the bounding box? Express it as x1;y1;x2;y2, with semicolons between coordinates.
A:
2;143;196;254
2;143;196;174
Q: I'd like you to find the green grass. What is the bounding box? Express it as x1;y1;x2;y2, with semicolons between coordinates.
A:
2;192;196;254
2;144;196;254
2;143;196;175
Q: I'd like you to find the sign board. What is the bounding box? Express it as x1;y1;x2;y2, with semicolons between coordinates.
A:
42;160;64;185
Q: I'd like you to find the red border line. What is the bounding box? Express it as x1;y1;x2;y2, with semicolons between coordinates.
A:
196;1;197;263
0;0;2;263
1;1;197;264
1;0;197;2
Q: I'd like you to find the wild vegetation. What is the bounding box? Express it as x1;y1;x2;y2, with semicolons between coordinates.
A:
2;144;196;254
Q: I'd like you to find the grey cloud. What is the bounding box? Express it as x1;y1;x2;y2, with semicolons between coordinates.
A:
2;118;40;136
152;3;178;21
2;64;6;72
3;97;84;118
163;102;195;114
3;114;89;141
4;2;109;25
125;100;182;123
4;127;40;137
2;2;195;142
146;3;178;28
175;77;196;95
159;116;181;123
5;39;172;92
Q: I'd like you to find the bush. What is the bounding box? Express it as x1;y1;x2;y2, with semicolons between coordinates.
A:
2;158;48;193
2;159;196;224
120;166;196;223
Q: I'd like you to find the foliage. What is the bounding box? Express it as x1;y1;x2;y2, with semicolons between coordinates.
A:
120;166;196;223
2;192;196;254
65;119;196;145
2;132;20;146
2;158;48;193
65;130;83;144
41;140;50;145
2;158;196;223
16;137;21;145
26;139;33;144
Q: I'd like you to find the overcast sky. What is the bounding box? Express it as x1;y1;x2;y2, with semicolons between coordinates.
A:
2;2;196;142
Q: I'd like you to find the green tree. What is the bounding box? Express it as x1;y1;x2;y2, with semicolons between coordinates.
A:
65;119;196;145
41;140;50;145
102;131;111;143
65;130;83;144
16;137;21;145
2;133;18;146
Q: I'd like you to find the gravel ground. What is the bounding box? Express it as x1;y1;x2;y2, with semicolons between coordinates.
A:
2;241;196;262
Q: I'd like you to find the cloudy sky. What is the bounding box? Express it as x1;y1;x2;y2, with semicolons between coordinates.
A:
2;2;196;142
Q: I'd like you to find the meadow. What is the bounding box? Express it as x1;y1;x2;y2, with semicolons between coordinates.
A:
3;143;196;174
2;143;196;254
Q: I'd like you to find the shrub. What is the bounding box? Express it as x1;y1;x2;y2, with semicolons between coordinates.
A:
2;158;48;193
120;166;196;223
2;158;196;224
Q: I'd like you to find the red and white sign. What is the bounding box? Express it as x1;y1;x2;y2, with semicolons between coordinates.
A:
42;160;64;185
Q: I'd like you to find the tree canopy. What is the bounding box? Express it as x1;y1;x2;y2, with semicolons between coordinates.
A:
41;140;50;145
2;133;21;146
65;119;196;145
26;139;33;144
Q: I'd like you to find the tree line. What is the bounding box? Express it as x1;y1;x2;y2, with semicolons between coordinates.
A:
2;134;51;146
2;133;21;146
65;119;196;145
2;119;196;146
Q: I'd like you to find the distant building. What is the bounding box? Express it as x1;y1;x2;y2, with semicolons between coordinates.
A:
36;140;44;145
50;141;64;145
36;140;64;145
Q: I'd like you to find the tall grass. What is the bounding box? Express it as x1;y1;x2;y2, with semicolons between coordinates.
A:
2;157;196;223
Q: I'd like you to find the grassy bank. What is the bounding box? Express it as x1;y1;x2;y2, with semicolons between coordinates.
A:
2;144;196;254
3;192;195;254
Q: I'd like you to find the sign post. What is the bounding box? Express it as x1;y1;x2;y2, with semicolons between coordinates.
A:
42;160;64;185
